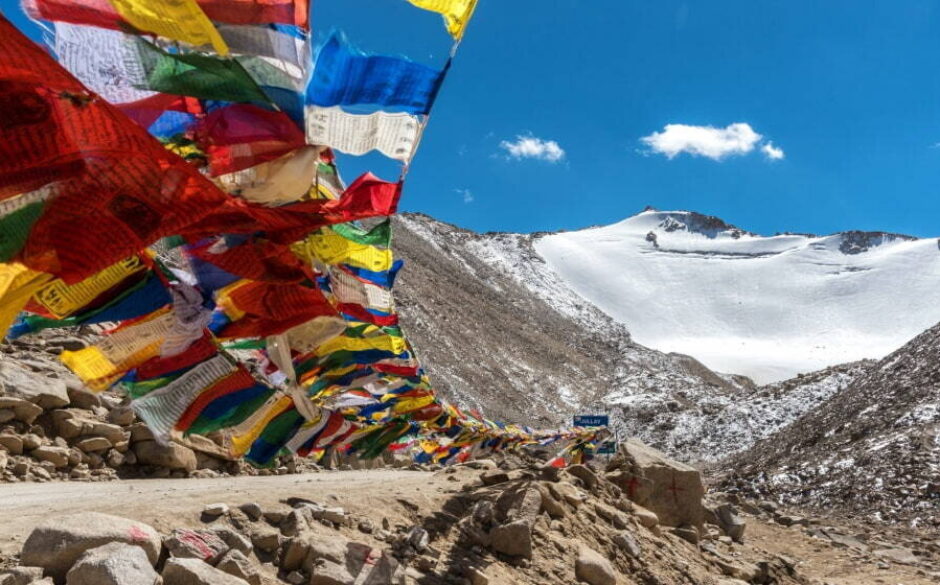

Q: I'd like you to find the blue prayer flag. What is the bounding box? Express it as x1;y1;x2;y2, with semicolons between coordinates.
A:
307;32;447;115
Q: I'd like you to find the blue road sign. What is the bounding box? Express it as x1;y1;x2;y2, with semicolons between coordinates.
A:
573;414;609;427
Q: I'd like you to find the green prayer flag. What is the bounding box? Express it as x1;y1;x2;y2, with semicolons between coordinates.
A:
134;39;273;104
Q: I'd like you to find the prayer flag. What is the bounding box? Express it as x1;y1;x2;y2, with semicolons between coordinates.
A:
109;0;229;55
308;32;446;115
305;106;423;161
407;0;478;40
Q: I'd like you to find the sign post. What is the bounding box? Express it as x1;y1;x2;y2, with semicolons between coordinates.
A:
574;414;616;456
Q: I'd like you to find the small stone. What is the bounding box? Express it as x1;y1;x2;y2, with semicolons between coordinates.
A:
480;470;510;486
672;525;699;545
613;530;642;557
575;545;616;585
286;570;306;584
74;437;112;453
202;503;229;518
238;503;263;521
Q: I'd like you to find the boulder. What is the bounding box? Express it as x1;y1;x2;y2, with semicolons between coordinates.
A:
0;409;14;424
108;406;136;426
31;446;70;468
66;385;101;410
715;504;746;543
21;512;161;581
89;423;127;445
607;439;705;528
215;550;261;585
0;566;44;585
489;520;532;558
162;557;248;585
565;464;598;490
0;433;23;455
207;526;252;555
0;398;43;424
165;529;230;564
0;362;70;409
249;525;281;553
238;503;263;521
74;437;112;453
575;545;616;585
480;469;509;486
309;560;355;585
612;530;642;558
134;440;197;471
65;542;159;585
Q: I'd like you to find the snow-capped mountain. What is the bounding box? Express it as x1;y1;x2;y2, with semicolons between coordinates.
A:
535;209;940;383
392;213;902;463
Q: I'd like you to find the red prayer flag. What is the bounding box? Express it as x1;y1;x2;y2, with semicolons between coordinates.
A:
217;280;336;339
193;105;306;176
0;16;231;282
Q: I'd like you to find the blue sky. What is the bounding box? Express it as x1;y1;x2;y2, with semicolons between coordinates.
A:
4;1;940;237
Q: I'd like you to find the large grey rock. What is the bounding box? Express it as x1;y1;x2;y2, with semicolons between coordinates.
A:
134;440;197;471
0;362;70;409
575;545;616;585
21;512;161;581
66;542;159;585
162;558;248;585
607;439;706;528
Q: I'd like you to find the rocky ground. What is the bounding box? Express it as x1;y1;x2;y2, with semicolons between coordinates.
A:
717;321;940;527
2;443;938;585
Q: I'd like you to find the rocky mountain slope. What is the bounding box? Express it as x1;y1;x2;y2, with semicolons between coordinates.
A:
392;214;751;433
393;214;879;464
718;321;940;526
536;209;940;383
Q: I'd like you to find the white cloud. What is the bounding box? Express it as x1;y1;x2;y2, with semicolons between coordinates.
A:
456;188;474;204
499;135;565;163
761;141;785;160
641;122;777;161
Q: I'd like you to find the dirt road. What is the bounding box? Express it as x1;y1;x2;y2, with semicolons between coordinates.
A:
0;470;432;558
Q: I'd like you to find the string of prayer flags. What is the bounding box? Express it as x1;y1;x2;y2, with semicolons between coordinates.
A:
25;0;311;31
308;32;447;116
407;0;479;40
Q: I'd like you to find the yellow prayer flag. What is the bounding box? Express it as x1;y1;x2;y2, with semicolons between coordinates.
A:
0;263;52;338
314;333;407;357
33;256;144;319
407;0;478;40
229;395;293;456
292;230;393;272
110;0;229;55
